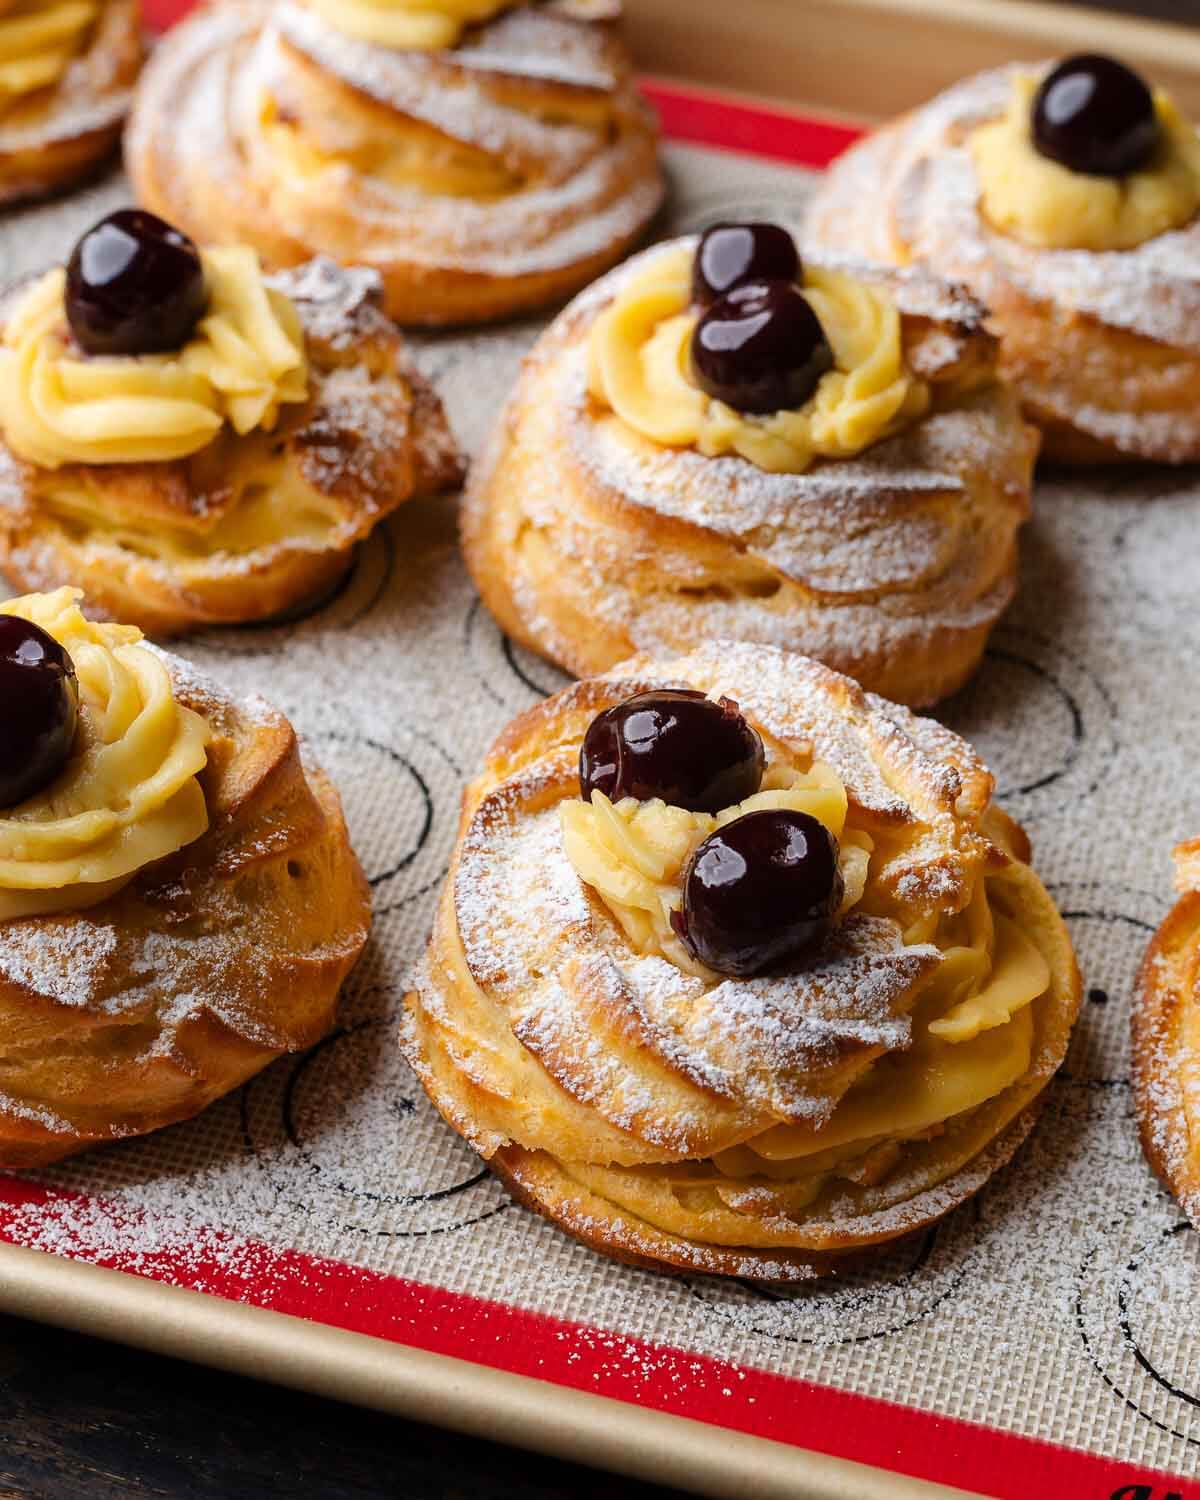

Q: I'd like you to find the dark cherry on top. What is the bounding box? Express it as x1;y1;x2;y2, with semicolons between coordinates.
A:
673;808;843;977
580;690;764;814
0;616;78;810
1031;54;1159;177
692;222;801;307
65;209;208;357
691;279;833;415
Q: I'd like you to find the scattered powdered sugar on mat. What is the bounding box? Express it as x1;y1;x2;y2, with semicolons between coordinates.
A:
2;143;1200;1476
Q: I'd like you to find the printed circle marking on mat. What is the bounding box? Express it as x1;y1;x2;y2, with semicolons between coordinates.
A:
241;1001;508;1238
1048;880;1164;1089
306;726;460;915
938;627;1118;822
1115;484;1200;648
684;1201;978;1347
1076;1218;1200;1448
464;595;572;710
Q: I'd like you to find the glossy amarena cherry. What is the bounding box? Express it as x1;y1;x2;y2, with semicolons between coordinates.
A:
0;616;79;809
691;280;833;415
673;808;842;976
580;690;764;814
692;222;800;307
1032;54;1158;177
65;209;208;356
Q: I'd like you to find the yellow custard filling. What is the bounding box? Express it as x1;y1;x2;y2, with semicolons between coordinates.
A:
259;91;521;200
561;757;1050;1198
301;0;512;50
36;439;346;565
0;248;309;471
0;589;211;921
970;74;1200;251
586;245;929;475
0;0;98;112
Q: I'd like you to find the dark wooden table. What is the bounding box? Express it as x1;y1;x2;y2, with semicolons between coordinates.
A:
8;3;1193;1495
0;1310;692;1499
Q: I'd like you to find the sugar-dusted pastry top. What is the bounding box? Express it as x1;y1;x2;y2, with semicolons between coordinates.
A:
124;0;661;325
460;231;1032;702
262;0;649;212
815;65;1200;356
970;71;1200;252
0;588;210;920
561;240;1009;571
406;643;1080;1273
0;246;308;469
587;243;930;474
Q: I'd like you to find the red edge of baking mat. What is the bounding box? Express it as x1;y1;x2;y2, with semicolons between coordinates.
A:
0;1178;1191;1500
4;11;1191;1496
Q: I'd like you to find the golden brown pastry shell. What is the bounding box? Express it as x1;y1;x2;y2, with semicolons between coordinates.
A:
461;240;1038;708
1132;837;1200;1224
0;653;371;1168
402;643;1081;1279
0;258;464;637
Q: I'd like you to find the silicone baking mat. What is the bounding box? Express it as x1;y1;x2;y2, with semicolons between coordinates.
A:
0;25;1199;1500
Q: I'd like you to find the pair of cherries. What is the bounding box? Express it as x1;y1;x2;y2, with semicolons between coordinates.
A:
581;691;843;978
689;222;832;417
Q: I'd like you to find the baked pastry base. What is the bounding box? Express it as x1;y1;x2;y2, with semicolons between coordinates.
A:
0;654;371;1167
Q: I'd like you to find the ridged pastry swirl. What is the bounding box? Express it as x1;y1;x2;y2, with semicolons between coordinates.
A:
124;0;664;325
462;239;1038;708
805;64;1200;465
0;258;464;637
1133;838;1200;1227
0;616;371;1168
0;0;141;206
403;642;1081;1279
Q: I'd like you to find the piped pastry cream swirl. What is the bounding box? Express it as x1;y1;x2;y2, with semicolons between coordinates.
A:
587;245;930;474
0;0;99;109
0;588;210;920
562;760;871;979
970;74;1200;252
301;0;512;50
0;247;308;470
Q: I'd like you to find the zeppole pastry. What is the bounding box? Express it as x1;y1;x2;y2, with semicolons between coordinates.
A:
1132;837;1200;1225
807;54;1200;464
124;0;664;326
0;208;463;636
403;642;1081;1278
0;586;370;1167
462;223;1037;707
0;0;141;206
